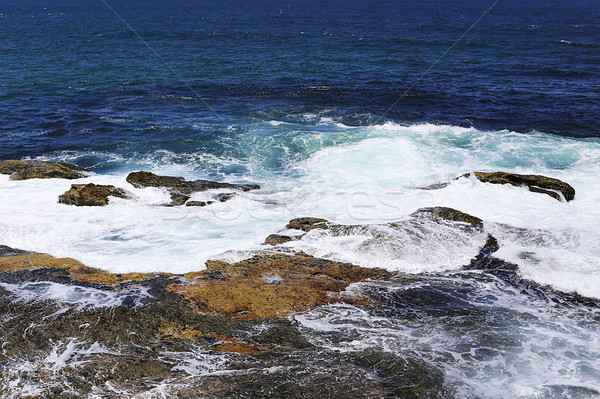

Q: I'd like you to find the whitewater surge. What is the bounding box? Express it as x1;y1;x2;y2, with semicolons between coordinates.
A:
1;122;599;298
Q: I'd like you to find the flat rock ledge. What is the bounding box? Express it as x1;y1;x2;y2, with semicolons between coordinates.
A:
126;171;260;206
0;159;88;180
177;253;390;319
59;183;131;206
0;247;389;320
462;171;575;201
0;246;405;397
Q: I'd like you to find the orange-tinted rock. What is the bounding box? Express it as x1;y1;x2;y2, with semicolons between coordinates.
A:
286;217;329;232
0;250;155;285
0;160;88;180
58;183;131;206
173;253;389;319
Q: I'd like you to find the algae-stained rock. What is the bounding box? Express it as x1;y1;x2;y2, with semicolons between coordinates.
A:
466;171;575;201
173;253;390;319
126;171;260;194
0;160;88;180
410;207;483;227
58;183;131;206
287;217;329;232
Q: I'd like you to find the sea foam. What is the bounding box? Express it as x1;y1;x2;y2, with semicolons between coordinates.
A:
1;122;599;298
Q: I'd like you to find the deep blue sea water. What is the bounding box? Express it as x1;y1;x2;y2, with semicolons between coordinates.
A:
1;1;600;397
1;0;599;163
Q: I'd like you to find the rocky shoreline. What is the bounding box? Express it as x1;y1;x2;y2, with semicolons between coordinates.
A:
1;159;595;397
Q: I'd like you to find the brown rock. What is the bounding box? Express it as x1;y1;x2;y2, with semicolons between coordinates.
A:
168;193;191;206
58;183;131;206
465;171;575;201
0;248;155;285
286;217;329;231
126;171;260;194
172;253;390;319
185;200;214;207
0;160;88;180
410;207;484;227
263;234;299;245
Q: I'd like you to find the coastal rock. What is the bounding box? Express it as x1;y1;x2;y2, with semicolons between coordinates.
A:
168;193;191;206
173;253;390;319
0;159;88;180
125;171;259;206
464;171;575;201
286;217;329;232
58;183;131;206
264;234;299;245
186;200;214;207
126;171;260;194
0;248;153;285
410;207;484;228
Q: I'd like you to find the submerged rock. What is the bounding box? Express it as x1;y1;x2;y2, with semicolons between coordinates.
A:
0;159;88;180
58;183;131;206
410;207;484;228
464;171;575;201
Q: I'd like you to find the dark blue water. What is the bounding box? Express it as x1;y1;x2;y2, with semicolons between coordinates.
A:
1;0;599;163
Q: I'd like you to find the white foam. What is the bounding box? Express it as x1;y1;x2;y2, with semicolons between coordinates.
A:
160;348;230;376
1;122;599;297
0;281;151;310
284;221;487;273
294;275;600;399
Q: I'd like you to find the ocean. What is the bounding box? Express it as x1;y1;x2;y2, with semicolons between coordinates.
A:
1;0;599;397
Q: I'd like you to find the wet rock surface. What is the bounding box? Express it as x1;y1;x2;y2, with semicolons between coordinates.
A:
410;207;484;228
58;183;131;206
465;171;576;201
0;246;401;397
124;171;260;206
1;208;598;397
126;171;260;206
286;217;330;231
263;234;299;245
176;253;390;319
0;159;88;180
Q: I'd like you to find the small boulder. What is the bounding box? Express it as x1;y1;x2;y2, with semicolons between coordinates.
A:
167;193;190;206
286;217;329;232
410;207;483;227
264;234;298;245
0;160;88;180
58;183;131;206
464;171;575;202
